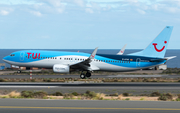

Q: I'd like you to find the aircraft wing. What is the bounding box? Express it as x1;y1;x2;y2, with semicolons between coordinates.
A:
117;44;127;55
70;47;99;71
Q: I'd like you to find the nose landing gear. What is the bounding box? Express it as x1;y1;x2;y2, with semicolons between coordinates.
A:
17;70;21;73
86;72;91;78
80;71;91;79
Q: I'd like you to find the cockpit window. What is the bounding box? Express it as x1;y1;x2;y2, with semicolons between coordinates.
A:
10;54;15;56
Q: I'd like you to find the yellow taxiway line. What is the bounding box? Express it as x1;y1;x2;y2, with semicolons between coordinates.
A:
0;106;180;110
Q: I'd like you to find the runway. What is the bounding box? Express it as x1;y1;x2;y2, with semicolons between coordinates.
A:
1;82;180;87
1;74;180;78
0;82;180;94
0;99;179;113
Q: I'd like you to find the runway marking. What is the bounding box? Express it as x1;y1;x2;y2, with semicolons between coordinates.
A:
108;75;164;77
0;86;58;88
0;106;180;110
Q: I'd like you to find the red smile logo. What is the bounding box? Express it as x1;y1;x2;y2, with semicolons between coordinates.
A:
91;55;95;58
152;41;167;52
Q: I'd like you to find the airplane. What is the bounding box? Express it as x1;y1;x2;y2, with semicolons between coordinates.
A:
3;26;176;79
117;44;127;55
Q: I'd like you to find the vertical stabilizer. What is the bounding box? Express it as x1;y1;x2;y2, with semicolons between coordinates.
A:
130;26;173;58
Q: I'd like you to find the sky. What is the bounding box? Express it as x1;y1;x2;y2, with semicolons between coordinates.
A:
0;0;180;49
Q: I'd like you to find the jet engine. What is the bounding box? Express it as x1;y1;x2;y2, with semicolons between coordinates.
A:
53;64;69;73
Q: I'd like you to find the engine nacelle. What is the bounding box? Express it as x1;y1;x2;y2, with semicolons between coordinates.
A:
53;64;69;73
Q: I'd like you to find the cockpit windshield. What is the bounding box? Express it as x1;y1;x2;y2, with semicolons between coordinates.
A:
10;54;15;56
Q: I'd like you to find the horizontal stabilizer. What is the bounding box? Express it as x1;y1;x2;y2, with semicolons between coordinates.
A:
164;56;176;60
150;56;176;62
149;59;165;62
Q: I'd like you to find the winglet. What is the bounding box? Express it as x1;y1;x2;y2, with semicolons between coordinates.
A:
89;47;98;59
117;44;127;55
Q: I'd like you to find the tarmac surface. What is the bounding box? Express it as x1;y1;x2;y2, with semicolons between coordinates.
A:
0;99;180;113
0;73;180;94
0;82;180;94
1;74;180;78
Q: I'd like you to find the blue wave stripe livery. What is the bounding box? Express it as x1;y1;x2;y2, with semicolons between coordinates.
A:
4;50;166;68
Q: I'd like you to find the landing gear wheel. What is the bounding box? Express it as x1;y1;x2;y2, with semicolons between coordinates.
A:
80;74;86;79
17;70;21;73
86;72;91;78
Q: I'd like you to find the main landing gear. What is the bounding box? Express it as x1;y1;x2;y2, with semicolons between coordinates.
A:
80;71;91;79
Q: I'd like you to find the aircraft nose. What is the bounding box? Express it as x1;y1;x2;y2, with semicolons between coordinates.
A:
3;56;8;62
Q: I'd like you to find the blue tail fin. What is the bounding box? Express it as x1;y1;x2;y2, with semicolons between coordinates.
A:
130;26;173;58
